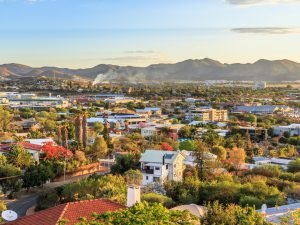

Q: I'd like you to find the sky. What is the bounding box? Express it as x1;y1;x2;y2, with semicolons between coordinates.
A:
0;0;300;68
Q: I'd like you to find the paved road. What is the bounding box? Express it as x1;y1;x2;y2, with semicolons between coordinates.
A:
7;193;39;217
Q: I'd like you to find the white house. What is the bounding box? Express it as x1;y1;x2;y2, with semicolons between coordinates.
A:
273;124;300;136
139;150;186;186
141;126;157;137
247;157;293;170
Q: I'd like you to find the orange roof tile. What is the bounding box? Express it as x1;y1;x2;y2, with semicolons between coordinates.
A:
5;199;126;225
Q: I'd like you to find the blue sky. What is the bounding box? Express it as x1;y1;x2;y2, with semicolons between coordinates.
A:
0;0;300;68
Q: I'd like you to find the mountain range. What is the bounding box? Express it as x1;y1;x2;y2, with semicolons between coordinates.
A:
1;58;300;82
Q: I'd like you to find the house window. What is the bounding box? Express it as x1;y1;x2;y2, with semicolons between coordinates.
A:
155;167;160;170
174;164;177;168
166;165;168;169
146;176;148;180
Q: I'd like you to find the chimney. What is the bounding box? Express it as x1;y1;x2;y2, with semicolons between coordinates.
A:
127;185;141;207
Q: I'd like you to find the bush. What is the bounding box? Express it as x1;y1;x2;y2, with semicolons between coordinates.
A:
239;196;263;209
36;192;59;211
266;178;292;191
287;159;300;173
201;201;268;225
249;165;282;178
284;185;300;200
265;196;286;207
142;193;175;208
294;172;300;182
279;172;295;181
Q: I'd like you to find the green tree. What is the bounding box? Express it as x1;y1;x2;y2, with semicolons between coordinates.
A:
93;122;104;134
211;146;227;161
0;164;22;196
201;201;270;225
202;129;224;147
111;154;139;174
23;163;55;190
142;193;175;208
5;144;34;169
179;140;196;151
193;140;211;181
0;107;12;132
75;202;199;225
90;137;108;159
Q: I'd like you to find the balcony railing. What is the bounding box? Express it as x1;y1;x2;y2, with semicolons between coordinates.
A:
141;169;154;174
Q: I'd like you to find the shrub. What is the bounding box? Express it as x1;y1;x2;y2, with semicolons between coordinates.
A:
265;196;286;207
239;196;263;209
284;185;300;200
287;159;300;173
250;165;282;178
294;172;300;182
142;193;175;208
279;172;295;181
266;178;292;191
36;192;60;211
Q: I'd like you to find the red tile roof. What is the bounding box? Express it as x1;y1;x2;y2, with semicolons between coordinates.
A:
0;142;42;152
5;199;126;225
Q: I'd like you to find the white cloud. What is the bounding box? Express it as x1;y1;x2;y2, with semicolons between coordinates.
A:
226;0;300;5
232;27;300;34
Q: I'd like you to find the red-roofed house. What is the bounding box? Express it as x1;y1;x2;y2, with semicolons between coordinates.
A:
4;199;126;225
0;142;42;162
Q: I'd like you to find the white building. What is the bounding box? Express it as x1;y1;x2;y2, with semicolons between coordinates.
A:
139;150;186;186
141;126;157;137
273;124;300;136
247;157;293;170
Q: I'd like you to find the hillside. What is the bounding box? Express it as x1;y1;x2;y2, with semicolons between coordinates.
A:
1;58;300;82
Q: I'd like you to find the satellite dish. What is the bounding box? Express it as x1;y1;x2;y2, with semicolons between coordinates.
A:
261;204;267;214
2;210;18;221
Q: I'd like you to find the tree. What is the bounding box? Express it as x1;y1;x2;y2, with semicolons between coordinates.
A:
201;201;270;225
103;121;111;147
61;174;127;204
0;164;22;196
211;146;227;161
245;131;254;158
0;107;12;132
82;113;88;148
75;202;199;225
90;137;108;159
178;126;194;138
74;151;87;164
111;154;139;174
228;147;246;175
161;142;174;151
42;142;73;160
93;122;104;134
179;140;196;151
201;129;224;148
142;193;175;208
57;126;62;146
62;125;69;149
5;144;34;169
193;140;210;181
23;163;55;190
75;115;83;145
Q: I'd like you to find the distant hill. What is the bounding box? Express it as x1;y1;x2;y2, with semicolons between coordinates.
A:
1;58;300;82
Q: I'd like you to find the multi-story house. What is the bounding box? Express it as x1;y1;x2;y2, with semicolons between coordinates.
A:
139;150;186;186
185;108;228;122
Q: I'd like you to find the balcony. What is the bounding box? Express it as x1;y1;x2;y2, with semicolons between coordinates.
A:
141;169;154;174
